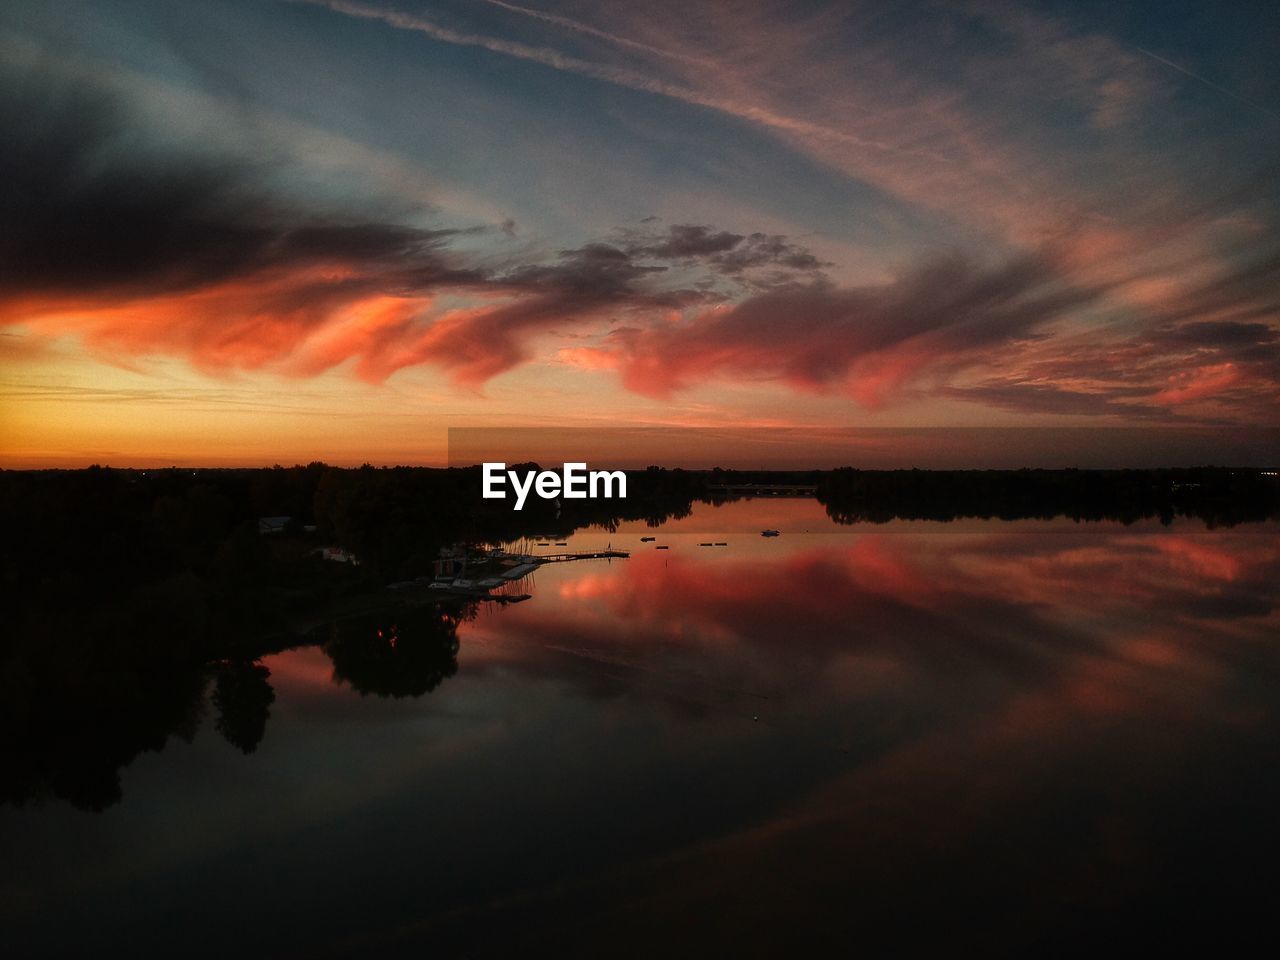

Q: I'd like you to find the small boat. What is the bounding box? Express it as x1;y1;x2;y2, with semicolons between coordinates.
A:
714;542;727;546
640;536;656;542
761;529;780;537
655;545;669;550
555;541;568;546
698;542;713;547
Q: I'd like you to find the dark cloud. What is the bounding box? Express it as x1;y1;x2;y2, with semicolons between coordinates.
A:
710;232;828;275
501;243;667;299
0;60;474;299
621;224;829;283
1158;321;1278;349
585;253;1102;402
635;224;744;258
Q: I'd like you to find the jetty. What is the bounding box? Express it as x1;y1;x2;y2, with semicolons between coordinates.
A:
708;482;817;497
415;545;629;601
536;549;629;563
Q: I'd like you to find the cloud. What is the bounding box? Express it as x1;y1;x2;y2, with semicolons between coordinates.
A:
0;55;806;384
563;241;1279;418
0;51;495;383
943;383;1175;421
633;225;744;259
572;253;1100;404
351;0;1274;332
949;271;1280;422
621;225;830;285
480;0;715;68
2;37;1276;424
300;0;917;157
709;233;828;275
0;56;482;302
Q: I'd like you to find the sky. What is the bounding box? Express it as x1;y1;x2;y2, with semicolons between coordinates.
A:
1;0;1277;467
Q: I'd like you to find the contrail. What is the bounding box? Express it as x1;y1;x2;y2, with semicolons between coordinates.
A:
480;0;713;67
1132;44;1280;122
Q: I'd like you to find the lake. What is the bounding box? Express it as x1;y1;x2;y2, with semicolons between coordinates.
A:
3;498;1278;955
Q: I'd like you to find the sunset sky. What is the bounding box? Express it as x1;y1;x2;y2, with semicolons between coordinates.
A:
2;0;1277;467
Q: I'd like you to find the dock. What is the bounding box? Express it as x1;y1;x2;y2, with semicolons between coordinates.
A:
413;547;629;602
708;483;817;497
535;549;629;563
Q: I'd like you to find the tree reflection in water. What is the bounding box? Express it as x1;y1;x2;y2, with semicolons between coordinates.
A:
1;661;209;812
2;601;469;810
324;604;465;699
211;660;276;754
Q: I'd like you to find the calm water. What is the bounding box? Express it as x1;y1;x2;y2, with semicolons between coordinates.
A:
4;499;1279;955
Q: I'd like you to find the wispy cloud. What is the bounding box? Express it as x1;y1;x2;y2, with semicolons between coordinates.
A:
479;0;714;67
299;0;922;156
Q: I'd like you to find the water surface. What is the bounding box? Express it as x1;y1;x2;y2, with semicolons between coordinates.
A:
4;500;1278;955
